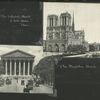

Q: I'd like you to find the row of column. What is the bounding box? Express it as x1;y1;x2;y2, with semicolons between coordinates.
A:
47;17;58;27
47;16;71;27
48;32;66;40
60;16;71;26
48;44;66;52
5;60;32;76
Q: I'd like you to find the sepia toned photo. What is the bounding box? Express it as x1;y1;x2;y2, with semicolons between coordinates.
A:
43;2;100;98
1;1;100;99
0;1;55;95
43;2;100;58
0;45;54;94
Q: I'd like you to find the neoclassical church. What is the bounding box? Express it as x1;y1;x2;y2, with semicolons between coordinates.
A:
1;49;35;85
43;12;88;52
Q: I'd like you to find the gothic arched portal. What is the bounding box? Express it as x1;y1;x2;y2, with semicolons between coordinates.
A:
55;44;59;52
48;45;52;52
61;44;66;52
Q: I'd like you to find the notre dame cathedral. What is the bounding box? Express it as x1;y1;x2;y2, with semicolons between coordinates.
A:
43;12;88;52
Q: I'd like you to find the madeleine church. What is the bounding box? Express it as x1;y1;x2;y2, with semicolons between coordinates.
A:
43;12;88;52
1;50;35;85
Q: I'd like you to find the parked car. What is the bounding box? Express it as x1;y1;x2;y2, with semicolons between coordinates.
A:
0;78;4;86
21;80;25;85
35;79;40;87
6;78;11;85
27;80;33;90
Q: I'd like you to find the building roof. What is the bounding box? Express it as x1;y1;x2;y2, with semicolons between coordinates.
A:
75;30;84;35
47;14;58;18
60;12;71;17
75;30;84;32
1;49;35;58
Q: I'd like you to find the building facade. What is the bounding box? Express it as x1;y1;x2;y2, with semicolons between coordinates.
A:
89;43;100;51
1;50;35;85
43;12;89;53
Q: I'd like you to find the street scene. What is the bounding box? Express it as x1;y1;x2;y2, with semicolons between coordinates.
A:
0;45;54;94
0;78;53;93
0;2;100;99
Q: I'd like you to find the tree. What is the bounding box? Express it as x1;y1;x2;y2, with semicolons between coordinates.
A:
89;44;95;51
33;55;62;86
67;45;87;54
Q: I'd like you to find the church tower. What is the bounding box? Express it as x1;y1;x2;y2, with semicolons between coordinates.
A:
46;15;58;40
72;13;75;32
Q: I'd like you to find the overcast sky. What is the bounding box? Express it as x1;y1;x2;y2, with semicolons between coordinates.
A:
43;3;100;43
0;45;43;66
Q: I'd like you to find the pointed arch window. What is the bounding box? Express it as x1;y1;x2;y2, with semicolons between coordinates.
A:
55;32;60;40
49;33;53;40
55;44;59;52
48;45;52;52
61;44;65;52
61;33;66;39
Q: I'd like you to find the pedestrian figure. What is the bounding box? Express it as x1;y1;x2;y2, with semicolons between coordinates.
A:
23;85;30;93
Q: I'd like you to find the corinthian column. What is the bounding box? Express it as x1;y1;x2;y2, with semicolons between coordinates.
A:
31;61;34;75
5;60;7;75
28;61;30;75
47;17;50;27
19;61;21;75
10;60;12;75
14;61;16;75
23;61;25;75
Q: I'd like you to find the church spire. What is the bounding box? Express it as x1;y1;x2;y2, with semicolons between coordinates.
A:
72;12;75;32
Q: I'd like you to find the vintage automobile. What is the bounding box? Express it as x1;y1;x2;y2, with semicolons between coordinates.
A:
0;78;4;86
34;78;40;87
27;80;33;90
21;80;25;85
6;78;12;85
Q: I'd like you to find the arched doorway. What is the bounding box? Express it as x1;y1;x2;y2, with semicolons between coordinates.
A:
55;44;59;52
61;44;65;52
48;45;52;52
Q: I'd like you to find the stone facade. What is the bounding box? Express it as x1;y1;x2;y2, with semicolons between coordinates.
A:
1;50;35;86
43;12;88;52
90;43;100;51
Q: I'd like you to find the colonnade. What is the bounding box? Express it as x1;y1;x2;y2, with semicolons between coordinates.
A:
4;60;33;76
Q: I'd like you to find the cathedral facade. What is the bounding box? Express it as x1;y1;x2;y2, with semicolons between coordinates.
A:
43;12;88;52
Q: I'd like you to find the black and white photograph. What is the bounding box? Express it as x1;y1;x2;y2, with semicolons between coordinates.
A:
43;2;100;99
0;1;55;95
43;2;100;53
1;1;100;99
0;45;54;94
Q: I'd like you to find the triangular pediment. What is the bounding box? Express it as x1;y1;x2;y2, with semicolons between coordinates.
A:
1;50;35;58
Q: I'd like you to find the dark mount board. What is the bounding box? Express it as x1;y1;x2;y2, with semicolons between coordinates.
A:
0;93;56;100
0;0;100;2
0;1;42;45
56;57;100;99
0;1;100;100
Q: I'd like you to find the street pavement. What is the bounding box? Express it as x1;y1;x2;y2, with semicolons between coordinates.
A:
30;85;53;94
0;80;53;94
